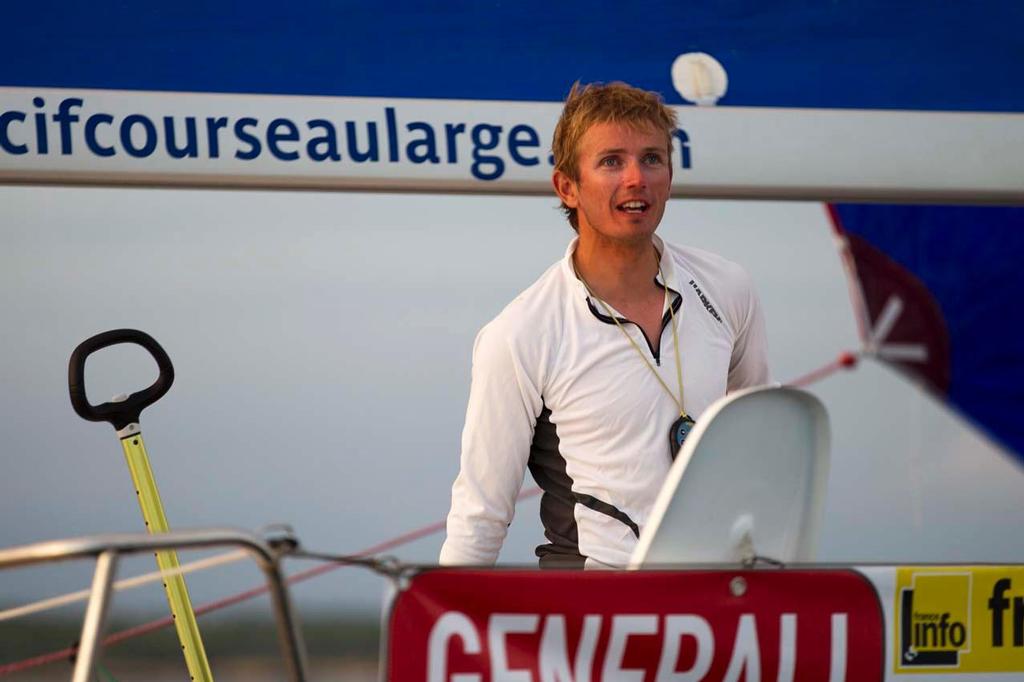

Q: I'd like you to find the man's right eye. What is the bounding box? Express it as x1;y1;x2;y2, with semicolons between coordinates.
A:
599;156;621;167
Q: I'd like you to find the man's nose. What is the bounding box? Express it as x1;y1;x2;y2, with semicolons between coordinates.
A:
622;158;645;187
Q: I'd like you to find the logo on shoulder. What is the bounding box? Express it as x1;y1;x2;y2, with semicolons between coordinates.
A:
688;279;722;323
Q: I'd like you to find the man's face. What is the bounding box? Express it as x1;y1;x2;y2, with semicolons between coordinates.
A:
554;120;672;245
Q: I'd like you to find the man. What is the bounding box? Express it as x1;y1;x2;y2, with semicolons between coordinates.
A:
440;82;770;568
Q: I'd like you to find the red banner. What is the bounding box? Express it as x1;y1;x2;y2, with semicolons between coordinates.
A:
386;568;883;682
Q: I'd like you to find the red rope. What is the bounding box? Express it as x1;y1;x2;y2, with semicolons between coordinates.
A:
1;347;859;678
0;486;542;676
785;351;859;388
0;648;78;677
1;348;858;678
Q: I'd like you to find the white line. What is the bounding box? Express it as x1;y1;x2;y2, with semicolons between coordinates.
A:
829;613;848;682
869;295;904;347
0;549;248;623
876;343;929;362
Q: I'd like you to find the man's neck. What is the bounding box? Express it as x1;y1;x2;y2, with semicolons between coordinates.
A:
573;232;660;306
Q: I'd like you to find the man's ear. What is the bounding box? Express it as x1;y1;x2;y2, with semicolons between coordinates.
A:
552;169;578;208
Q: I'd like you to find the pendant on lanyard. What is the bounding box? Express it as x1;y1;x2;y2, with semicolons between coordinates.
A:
576;253;693;460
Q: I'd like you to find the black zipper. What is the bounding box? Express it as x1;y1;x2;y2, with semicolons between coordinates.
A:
585;284;682;366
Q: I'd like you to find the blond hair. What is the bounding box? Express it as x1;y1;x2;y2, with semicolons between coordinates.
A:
551;82;677;230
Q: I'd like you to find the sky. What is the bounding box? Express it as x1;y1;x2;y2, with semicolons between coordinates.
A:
1;186;1022;626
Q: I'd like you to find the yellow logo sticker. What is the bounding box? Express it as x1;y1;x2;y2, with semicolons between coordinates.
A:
894;566;1024;673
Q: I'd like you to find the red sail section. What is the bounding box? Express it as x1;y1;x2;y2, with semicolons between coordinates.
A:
841;227;952;394
828;203;1024;462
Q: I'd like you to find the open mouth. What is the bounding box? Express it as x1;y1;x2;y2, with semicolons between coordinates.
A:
616;200;649;214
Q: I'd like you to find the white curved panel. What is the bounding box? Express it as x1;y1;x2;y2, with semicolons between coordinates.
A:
630;386;830;568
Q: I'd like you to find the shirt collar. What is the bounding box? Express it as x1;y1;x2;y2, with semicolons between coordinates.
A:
562;234;682;296
652;234;682;292
561;237;587;296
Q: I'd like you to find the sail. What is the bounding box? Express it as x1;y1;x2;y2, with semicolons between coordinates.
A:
1;2;1021;455
1;4;1020;110
1;3;1021;197
830;204;1024;460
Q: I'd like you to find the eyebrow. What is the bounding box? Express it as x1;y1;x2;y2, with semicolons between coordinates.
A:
595;146;667;156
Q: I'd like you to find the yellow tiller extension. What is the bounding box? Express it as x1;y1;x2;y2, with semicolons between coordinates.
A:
70;329;213;682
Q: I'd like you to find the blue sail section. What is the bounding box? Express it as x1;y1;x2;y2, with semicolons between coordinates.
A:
1;2;1022;111
832;205;1024;461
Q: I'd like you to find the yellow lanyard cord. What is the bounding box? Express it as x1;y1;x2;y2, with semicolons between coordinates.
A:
577;261;689;419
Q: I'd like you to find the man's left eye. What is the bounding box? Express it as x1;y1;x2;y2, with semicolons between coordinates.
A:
643;153;665;165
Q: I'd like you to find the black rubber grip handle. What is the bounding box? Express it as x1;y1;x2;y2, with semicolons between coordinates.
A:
68;329;175;430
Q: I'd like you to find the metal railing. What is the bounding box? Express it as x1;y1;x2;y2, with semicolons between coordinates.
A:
0;527;309;682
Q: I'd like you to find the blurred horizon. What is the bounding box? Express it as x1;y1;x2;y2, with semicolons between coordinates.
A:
2;186;1023;624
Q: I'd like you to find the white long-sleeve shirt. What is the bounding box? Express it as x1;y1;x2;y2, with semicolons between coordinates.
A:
440;235;770;568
